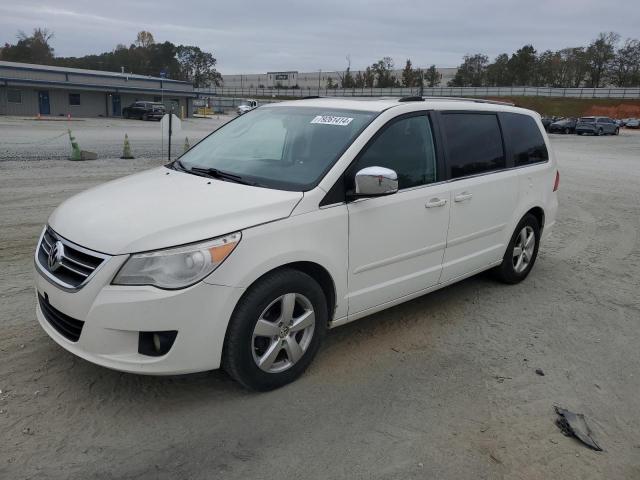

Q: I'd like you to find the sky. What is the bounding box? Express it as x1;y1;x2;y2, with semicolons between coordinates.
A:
1;0;639;74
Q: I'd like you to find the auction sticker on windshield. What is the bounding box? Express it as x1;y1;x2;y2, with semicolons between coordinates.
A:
310;115;353;126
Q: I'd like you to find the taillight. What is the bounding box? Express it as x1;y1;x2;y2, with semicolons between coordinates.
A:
553;170;560;192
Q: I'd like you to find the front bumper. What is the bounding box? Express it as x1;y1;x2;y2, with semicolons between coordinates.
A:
34;261;245;375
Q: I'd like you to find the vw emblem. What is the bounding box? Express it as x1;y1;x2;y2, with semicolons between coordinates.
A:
48;240;65;272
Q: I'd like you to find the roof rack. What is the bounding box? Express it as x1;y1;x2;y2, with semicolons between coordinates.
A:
421;96;515;106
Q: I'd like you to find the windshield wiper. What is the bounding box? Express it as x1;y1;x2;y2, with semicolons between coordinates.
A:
166;159;188;171
188;166;259;186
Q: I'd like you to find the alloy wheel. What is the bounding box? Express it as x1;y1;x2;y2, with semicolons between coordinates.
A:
251;293;316;373
512;226;535;273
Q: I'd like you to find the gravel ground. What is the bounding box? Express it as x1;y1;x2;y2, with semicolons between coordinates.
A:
0;115;231;161
0;128;639;479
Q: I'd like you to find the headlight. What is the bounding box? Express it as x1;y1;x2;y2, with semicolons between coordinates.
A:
113;232;241;289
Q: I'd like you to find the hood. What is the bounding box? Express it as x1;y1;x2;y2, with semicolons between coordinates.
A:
48;167;303;254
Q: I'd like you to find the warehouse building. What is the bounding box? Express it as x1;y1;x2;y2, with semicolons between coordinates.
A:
222;67;458;89
0;61;196;118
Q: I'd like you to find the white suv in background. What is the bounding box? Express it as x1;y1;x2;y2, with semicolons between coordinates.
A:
34;97;559;390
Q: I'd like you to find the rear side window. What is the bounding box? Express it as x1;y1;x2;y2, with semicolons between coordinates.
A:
501;113;549;166
441;113;505;179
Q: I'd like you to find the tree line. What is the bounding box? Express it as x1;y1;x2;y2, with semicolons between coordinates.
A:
327;56;441;89
0;28;222;87
330;31;639;90
449;32;640;88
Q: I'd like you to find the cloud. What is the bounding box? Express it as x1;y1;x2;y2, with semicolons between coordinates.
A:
1;0;639;73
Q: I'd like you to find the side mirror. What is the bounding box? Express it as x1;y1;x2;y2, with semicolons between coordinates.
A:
352;166;399;197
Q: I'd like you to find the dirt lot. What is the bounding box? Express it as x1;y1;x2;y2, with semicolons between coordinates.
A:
1;127;639;480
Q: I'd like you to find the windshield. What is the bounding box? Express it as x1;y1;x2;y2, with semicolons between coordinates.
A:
178;106;376;190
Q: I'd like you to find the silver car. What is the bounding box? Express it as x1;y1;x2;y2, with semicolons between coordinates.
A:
576;116;619;136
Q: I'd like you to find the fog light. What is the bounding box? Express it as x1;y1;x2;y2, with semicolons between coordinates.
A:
138;331;178;357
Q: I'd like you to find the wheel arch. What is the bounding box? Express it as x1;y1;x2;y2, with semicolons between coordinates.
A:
237;261;337;324
525;206;545;232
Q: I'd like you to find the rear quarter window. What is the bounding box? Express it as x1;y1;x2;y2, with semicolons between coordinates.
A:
500;113;549;167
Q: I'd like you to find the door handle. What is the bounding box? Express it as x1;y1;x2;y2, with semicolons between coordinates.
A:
454;192;473;202
425;198;447;208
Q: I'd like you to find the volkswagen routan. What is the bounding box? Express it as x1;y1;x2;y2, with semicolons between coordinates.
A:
35;97;559;390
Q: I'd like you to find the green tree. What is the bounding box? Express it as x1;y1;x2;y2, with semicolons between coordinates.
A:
486;53;511;86
372;57;396;87
354;71;365;88
448;54;488;87
585;32;620;87
176;45;222;87
0;28;55;64
414;68;424;88
340;67;356;88
326;76;336;89
424;64;441;87
612;38;640;87
363;66;375;88
508;45;538;85
401;59;416;87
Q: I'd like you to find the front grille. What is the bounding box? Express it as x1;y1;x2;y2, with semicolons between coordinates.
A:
36;227;109;289
38;293;84;342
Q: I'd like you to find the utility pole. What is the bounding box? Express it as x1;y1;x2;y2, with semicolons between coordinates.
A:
318;69;322;94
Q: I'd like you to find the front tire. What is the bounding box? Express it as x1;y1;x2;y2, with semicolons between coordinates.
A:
614;127;620;135
493;214;541;284
223;269;328;391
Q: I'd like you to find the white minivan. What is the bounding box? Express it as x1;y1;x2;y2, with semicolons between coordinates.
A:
34;97;559;390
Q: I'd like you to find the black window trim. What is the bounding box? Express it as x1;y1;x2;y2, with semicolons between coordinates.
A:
69;93;81;106
320;110;446;207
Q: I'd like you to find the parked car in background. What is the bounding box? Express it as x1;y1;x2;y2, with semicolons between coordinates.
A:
625;118;640;129
541;116;554;131
122;102;166;120
34;97;558;390
237;99;258;115
576;116;619;136
548;118;577;134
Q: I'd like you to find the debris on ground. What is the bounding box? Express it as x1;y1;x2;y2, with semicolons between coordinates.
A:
554;406;602;451
536;368;545;376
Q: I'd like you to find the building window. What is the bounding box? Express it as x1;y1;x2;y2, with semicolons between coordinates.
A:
7;89;22;103
69;93;81;106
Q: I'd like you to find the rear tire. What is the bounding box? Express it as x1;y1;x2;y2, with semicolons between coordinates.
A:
493;214;541;284
614;127;620;135
564;127;570;134
223;269;328;391
597;128;604;136
142;113;148;121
